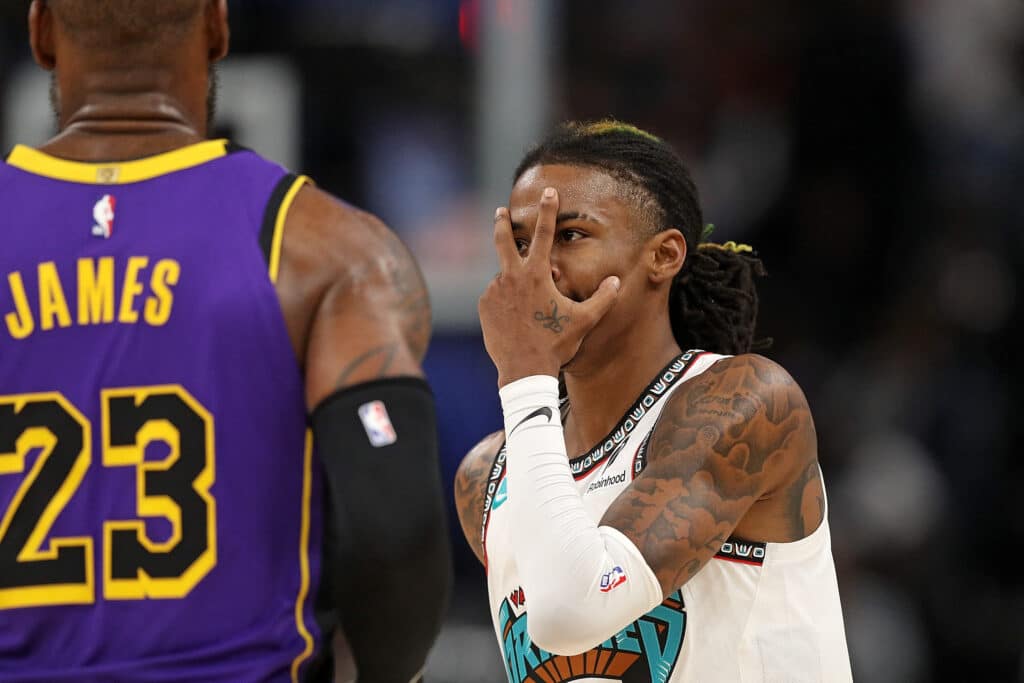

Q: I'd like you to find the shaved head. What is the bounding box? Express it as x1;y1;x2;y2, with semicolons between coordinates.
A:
30;0;228;135
46;0;204;49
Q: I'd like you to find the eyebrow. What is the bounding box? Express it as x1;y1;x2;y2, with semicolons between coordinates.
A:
510;211;600;232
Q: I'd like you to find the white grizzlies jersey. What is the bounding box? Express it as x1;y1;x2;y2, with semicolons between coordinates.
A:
481;350;853;683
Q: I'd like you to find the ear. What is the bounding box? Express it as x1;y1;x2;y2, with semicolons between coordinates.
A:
646;228;687;285
29;0;56;71
206;0;230;63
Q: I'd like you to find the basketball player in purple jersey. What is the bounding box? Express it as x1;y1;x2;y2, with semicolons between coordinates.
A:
0;2;450;681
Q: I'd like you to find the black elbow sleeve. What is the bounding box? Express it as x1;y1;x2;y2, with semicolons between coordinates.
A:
311;377;452;683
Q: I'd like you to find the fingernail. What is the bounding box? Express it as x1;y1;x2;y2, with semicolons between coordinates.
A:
610;276;621;290
543;187;556;198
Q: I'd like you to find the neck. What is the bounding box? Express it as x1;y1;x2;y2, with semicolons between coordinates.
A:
40;62;209;162
561;314;682;458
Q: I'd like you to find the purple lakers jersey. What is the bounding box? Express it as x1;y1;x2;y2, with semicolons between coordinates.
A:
0;141;323;681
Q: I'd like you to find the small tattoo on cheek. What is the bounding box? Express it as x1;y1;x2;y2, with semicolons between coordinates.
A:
534;300;570;333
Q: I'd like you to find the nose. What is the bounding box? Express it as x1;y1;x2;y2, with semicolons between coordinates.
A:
549;259;562;284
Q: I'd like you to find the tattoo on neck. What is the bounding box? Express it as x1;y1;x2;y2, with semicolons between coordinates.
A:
534;300;570;333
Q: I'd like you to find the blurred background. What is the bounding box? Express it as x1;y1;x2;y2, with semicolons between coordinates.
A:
2;0;1022;680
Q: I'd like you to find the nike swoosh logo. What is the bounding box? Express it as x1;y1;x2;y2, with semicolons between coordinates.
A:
510;406;554;435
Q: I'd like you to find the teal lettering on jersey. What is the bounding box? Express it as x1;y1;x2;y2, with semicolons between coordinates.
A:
639;602;686;682
498;590;685;683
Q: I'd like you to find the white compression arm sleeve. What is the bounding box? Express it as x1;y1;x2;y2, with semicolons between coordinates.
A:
500;375;663;656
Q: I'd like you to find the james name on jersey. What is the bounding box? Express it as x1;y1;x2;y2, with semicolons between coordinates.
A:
3;256;181;340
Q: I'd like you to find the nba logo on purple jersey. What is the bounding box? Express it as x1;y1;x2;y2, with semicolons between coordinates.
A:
0;140;323;682
91;194;116;238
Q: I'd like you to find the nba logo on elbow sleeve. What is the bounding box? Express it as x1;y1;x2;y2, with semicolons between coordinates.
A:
358;400;398;447
599;565;627;593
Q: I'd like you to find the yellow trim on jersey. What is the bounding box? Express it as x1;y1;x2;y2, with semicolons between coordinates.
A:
268;176;310;283
5;139;230;185
291;429;315;683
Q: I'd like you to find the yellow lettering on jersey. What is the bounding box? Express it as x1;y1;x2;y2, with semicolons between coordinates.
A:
144;260;180;327
4;272;35;340
118;257;148;324
77;257;115;325
37;262;72;331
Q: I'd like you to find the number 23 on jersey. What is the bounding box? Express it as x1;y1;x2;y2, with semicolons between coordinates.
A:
0;386;216;609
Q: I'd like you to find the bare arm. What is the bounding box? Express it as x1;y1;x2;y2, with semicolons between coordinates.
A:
490;353;820;655
276;185;431;406
454;430;505;565
601;353;820;595
278;185;446;683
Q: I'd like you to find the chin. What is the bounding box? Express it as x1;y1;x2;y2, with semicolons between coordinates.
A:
563;327;606;374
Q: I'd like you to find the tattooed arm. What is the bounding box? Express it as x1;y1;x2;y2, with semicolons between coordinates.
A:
497;354;819;655
275;185;431;406
601;353;820;596
277;186;445;683
454;431;506;565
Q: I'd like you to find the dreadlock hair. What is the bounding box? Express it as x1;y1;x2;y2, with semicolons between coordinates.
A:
514;120;768;356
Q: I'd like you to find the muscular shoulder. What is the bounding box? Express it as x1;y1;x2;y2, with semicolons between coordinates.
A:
280;184;423;314
657;353;817;494
601;355;821;591
454;430;506;565
277;184;431;405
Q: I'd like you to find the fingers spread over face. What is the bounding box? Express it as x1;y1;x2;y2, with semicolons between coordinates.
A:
493;207;520;274
577;275;621;330
527;187;558;268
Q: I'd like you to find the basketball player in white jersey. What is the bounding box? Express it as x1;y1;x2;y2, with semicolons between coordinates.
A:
456;121;853;682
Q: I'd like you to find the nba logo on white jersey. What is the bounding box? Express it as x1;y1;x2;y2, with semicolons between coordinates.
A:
599;565;627;593
91;194;116;239
358;400;397;447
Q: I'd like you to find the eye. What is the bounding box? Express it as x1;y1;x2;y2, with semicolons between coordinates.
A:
514;238;529;255
557;229;585;243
